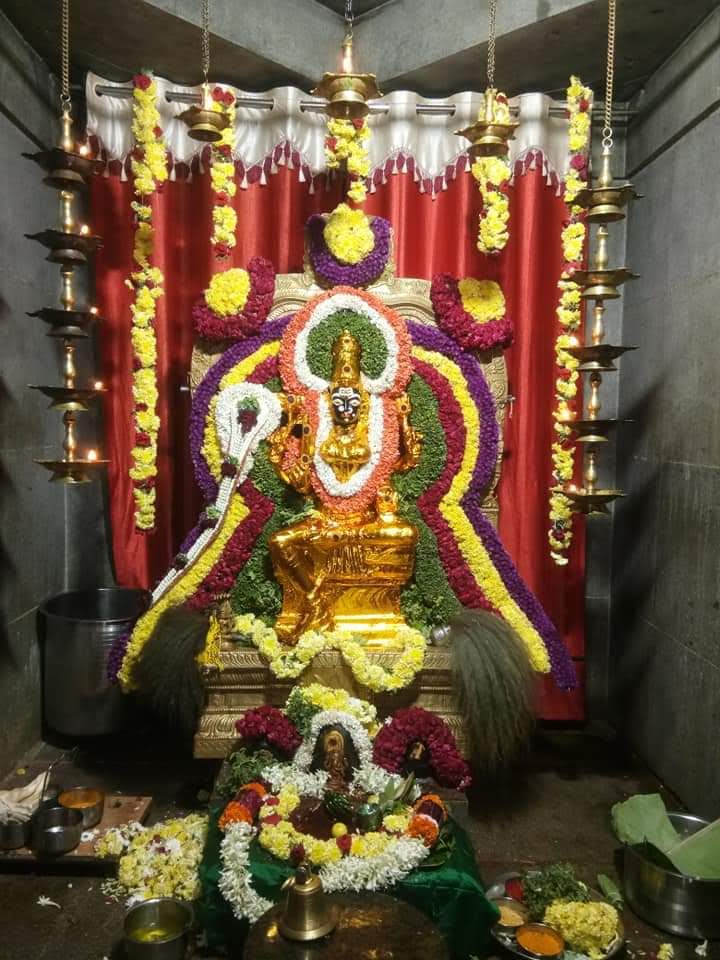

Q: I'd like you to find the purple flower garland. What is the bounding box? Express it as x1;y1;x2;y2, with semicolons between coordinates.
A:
307;214;391;288
409;321;576;690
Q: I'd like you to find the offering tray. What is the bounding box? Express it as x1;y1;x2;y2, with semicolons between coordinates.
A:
487;872;625;960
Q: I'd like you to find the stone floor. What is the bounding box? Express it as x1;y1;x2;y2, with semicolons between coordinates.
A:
0;728;715;960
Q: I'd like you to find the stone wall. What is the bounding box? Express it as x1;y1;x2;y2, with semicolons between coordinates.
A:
611;8;720;817
0;12;112;775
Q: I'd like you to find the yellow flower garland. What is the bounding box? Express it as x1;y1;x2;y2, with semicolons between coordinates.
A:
458;278;506;324
119;492;250;689
325;117;370;205
233;613;427;694
471;150;511;254
210;91;237;254
549;77;593;565
323;203;375;264
413;345;551;673
127;73;167;531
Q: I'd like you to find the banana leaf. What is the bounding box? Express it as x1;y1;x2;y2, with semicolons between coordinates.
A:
612;794;720;879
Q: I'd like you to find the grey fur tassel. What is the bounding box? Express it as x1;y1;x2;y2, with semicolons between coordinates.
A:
448;609;536;779
132;606;209;739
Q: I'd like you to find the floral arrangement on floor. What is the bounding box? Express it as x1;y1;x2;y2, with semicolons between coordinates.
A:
209;86;237;260
372;706;472;790
430;274;513;352
192;257;276;341
306;206;391;288
127;71;167;531
325;117;370;204
95;813;207;905
215;703;455;921
233;613;426;694
548;76;593;565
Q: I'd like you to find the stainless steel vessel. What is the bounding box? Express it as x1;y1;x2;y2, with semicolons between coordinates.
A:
123;898;194;960
30;805;82;856
40;587;150;736
624;812;720;938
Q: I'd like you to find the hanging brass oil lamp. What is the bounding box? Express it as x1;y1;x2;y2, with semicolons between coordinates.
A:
179;0;230;142
312;1;381;119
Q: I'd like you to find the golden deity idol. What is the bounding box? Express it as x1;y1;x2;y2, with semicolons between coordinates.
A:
267;330;422;647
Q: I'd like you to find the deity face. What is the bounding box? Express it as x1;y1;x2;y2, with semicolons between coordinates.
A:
323;728;345;761
330;385;362;426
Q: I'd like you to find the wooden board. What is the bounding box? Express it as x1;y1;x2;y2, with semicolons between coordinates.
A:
1;794;152;865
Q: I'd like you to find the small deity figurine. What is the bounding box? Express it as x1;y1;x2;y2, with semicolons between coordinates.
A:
309;723;359;792
267;330;423;646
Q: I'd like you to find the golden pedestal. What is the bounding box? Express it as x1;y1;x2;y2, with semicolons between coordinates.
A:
194;643;465;758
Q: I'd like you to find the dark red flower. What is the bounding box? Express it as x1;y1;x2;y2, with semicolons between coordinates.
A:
153;125;163;139
578;97;590;112
223;91;235;107
570;154;588;172
211;86;225;103
235;704;301;756
192;257;276;342
215;191;229;205
133;73;152;91
290;843;306;865
135;431;151;447
262;813;282;826
351;118;365;130
336;834;352;855
325;136;338;152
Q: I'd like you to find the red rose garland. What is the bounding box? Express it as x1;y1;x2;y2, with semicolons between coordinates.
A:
235;705;302;756
192;257;276;341
430;274;513;352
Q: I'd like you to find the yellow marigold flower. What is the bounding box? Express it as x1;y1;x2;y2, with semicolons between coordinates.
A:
205;268;250;317
458;278;506;324
543;901;619;960
323;203;375;264
347;179;368;204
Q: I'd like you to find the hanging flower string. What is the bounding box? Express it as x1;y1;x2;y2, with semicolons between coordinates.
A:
325;117;370;204
210;86;237;260
127;72;168;532
471;92;511;254
549;76;593;564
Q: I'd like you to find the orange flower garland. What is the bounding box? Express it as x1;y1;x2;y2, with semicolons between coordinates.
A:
549;77;593;564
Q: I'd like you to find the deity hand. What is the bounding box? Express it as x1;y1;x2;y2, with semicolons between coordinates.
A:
396;392;423;472
267;393;314;495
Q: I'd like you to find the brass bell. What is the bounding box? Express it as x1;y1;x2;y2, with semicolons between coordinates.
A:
278;862;338;942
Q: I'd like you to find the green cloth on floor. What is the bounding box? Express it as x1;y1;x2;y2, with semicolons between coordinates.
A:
197;804;500;959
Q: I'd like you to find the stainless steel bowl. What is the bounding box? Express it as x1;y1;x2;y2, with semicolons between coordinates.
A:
30;805;82;856
58;786;105;828
624;811;720;938
123;898;194;960
0;819;31;850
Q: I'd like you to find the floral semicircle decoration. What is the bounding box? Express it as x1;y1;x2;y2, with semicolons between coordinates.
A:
307;204;392;289
116;268;576;693
192;257;276;341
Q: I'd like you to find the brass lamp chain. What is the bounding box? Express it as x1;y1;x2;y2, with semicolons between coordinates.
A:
60;0;70;105
201;0;211;84
344;0;354;40
603;0;616;150
487;0;497;89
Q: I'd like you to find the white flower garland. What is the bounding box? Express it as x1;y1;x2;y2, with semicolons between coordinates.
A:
319;835;428;892
219;821;273;923
264;763;329;799
151;384;281;603
293;292;401;396
292;709;374;773
313;392;385;499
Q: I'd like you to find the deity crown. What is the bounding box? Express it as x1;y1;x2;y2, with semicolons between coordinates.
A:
330;329;362;388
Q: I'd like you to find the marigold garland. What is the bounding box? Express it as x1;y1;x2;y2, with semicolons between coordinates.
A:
549;77;593;565
209;86;237;259
127;72;167;531
325;117;370;205
471;99;511;255
323;203;375;264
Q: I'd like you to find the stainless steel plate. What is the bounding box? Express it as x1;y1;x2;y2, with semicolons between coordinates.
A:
487;872;625;960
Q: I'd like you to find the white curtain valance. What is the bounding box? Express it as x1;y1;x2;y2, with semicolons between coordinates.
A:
85;72;572;197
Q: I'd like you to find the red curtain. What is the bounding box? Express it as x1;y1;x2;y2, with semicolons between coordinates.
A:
90;162;585;719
